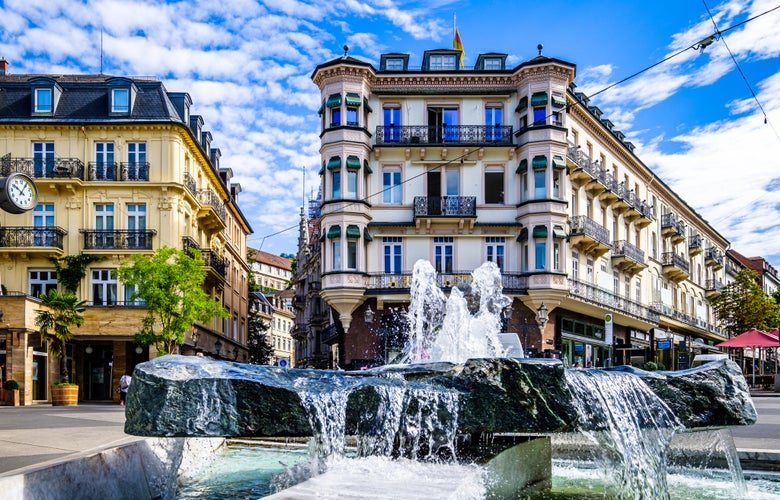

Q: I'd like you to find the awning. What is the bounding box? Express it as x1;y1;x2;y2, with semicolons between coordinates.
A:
552;95;567;108
553;225;566;239
533;225;548;238
531;92;548;107
326;94;342;107
319;161;325;175
515;159;527;174
517;227;528;241
346;224;361;238
363;97;373;113
346;156;361;170
363;160;373;174
515;96;528;112
552;155;566;170
345;93;361;107
327;225;341;239
532;155;547;170
327;156;341;170
319;231;326;242
363;228;373;241
318;101;325;115
716;329;779;348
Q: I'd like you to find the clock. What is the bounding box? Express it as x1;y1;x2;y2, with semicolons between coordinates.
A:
0;172;39;214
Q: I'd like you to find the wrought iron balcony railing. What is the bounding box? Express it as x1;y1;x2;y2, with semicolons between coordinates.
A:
197;189;227;221
120;162;150;181
201;249;227;278
184;172;198;197
0;226;67;249
612;240;645;263
661;252;690;274
661;213;686;236
570;215;611;247
375;125;513;146
88;162;119;181
413;196;476;217
568;278;659;323
705;279;724;292
81;229;156;250
366;271;527;291
1;155;84;179
705;247;724;267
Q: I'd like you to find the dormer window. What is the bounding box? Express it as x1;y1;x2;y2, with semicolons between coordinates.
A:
34;88;53;113
483;58;502;70
429;54;457;70
386;58;404;70
111;88;130;114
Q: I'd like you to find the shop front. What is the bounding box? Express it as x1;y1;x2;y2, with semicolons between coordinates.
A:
560;316;609;368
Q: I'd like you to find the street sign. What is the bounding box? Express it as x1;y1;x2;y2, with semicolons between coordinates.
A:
604;314;613;345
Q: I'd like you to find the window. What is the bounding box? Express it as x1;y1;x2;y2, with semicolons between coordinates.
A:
382;168;402;204
95;203;115;248
127;204;147;248
127;142;147;180
554;242;561;271
383;237;402;273
535;240;546;270
346;107;358;126
332;240;341;270
520;171;528;202
483;58;502;70
346;170;358;199
124;283;145;306
33;142;55;177
112;88;130;113
534;170;546;198
651;232;658;259
553;170;561;198
29;270;57;297
34;88;53;113
332;171;341;199
485;106;503;141
635;278;642;303
486;237;505;271
434;237;454;273
347;240;357;270
386;58;404;70
331;107;341;127
533;107;546;126
429;54;456;70
92;269;117;306
95;142;116;180
484;169;504;204
33;203;55;247
613;271;619;295
383;107;401;141
522;244;528;272
587;258;594;283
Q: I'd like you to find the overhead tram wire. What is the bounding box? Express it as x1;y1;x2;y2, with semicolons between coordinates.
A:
253;5;780;247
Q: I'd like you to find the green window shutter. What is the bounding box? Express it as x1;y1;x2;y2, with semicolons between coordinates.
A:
515;96;528;112
515;159;528;174
345;93;361;107
363;159;373;174
532;155;547;170
346;224;361;238
327;156;342;170
552;155;566;170
533;225;548;238
319;160;326;175
552;95;566;108
517;227;528;242
326;94;342;107
531;92;548;107
346;156;361;170
363;228;373;241
553;225;566;239
327;225;342;239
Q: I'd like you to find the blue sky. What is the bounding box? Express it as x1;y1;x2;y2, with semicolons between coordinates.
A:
1;0;780;265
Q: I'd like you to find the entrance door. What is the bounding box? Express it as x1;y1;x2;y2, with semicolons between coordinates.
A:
83;345;113;400
427;107;459;143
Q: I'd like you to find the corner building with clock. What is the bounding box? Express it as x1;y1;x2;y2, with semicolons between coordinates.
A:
0;59;252;405
298;46;733;370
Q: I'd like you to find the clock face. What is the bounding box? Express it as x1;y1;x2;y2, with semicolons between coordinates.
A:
0;173;39;214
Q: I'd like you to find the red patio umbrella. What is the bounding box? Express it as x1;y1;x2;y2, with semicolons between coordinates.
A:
717;329;779;386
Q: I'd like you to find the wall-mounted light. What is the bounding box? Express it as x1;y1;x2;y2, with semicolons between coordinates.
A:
85;344;93;354
135;345;143;354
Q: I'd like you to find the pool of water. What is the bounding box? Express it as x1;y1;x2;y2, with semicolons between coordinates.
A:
176;445;780;499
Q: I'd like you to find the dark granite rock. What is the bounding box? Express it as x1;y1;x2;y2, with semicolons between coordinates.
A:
125;355;755;438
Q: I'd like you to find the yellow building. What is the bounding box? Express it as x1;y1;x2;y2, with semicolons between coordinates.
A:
248;249;295;365
0;66;252;404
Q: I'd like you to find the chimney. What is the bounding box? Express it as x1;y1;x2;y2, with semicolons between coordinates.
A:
0;58;8;76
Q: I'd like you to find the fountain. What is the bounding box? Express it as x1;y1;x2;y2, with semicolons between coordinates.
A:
126;260;757;498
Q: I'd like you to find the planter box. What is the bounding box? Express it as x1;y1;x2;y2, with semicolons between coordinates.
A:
0;388;20;406
52;385;79;406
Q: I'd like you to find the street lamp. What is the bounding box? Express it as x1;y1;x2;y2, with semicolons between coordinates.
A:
537;303;548;330
214;339;223;358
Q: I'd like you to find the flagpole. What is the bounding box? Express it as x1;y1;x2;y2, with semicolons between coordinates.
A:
453;13;456;41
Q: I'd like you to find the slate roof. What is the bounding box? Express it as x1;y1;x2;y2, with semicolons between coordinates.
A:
0;74;184;123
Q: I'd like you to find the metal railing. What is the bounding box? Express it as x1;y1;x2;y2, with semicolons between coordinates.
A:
705;279;724;292
570;215;611;247
201;249;227;278
612;240;645;264
81;229;156;250
661;213;686;237
88;162;119;181
568;278;659;323
120;162;150;181
366;271;528;291
413;196;476;217
705;247;724;267
661;252;690;274
1;155;84;179
0;226;67;249
375;125;513;146
197;189;227;221
184;172;198;197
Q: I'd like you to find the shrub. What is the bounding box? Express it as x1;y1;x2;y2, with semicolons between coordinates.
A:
3;379;20;390
656;362;666;371
643;361;658;371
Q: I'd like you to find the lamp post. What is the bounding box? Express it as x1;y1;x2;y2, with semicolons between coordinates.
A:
513;303;548;358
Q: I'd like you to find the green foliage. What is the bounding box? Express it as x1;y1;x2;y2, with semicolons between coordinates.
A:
246;308;274;364
656;362;666;371
3;379;20;390
35;290;87;383
642;361;658;371
49;253;104;293
117;246;228;355
711;269;779;334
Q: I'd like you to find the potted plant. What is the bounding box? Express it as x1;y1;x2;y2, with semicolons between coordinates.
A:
35;289;86;406
3;379;20;406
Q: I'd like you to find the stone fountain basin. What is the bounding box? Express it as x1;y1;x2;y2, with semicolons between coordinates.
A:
125;355;756;439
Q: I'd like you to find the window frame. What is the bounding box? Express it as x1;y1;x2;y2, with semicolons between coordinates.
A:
484;168;505;204
111;88;130;114
91;268;118;306
34;87;53;114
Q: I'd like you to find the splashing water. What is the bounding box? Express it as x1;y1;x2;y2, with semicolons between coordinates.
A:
566;369;682;499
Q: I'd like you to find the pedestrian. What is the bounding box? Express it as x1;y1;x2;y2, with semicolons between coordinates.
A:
117;372;132;406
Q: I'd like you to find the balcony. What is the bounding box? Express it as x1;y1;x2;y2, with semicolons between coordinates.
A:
375;125;513;146
566;146;602;189
705;248;724;270
120;162;150;181
184;237;227;281
413;196;476;220
81;230;156;250
321;324;340;345
661;213;686;244
688;233;703;256
0;226;67;253
568;278;659;324
88;162;119;181
1;155;84;180
184;171;197;197
196;189;227;231
661;251;690;282
611;240;646;275
705;279;724;299
87;162;151;181
569;215;611;258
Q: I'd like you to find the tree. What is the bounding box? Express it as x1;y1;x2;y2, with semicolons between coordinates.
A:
711;269;779;334
35;290;86;383
117;246;228;355
49;253;104;293
246;308;274;364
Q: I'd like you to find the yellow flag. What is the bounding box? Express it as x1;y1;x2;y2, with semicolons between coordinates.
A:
453;28;464;69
